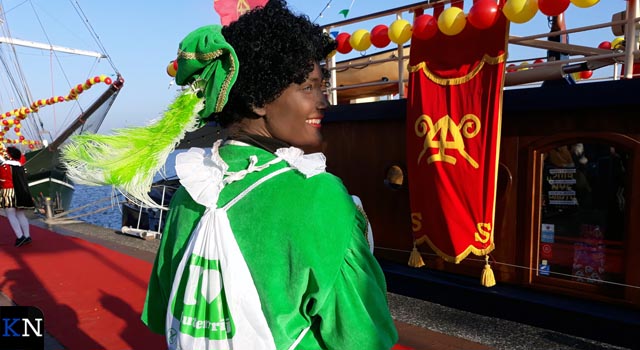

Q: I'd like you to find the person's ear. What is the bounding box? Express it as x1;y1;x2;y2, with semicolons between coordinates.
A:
252;105;267;117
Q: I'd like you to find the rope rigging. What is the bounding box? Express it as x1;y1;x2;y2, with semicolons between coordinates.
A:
0;0;120;147
69;0;119;75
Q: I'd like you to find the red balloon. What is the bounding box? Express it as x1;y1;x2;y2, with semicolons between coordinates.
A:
336;32;353;54
506;64;517;73
538;0;570;16
412;14;438;40
598;41;612;50
580;70;593;79
371;24;391;48
467;0;500;29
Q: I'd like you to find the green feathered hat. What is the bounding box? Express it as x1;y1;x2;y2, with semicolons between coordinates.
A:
176;25;238;119
61;25;238;207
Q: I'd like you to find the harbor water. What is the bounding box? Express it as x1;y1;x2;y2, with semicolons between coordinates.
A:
67;150;182;231
68;185;125;231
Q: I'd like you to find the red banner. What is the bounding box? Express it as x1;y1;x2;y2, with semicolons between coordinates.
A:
406;11;509;263
213;0;268;25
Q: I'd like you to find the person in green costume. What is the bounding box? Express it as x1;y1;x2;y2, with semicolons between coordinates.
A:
62;0;397;348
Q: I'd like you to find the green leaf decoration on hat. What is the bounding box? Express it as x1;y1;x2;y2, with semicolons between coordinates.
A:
176;25;239;120
61;90;202;207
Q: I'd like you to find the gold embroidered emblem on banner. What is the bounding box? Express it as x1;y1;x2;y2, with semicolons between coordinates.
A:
414;114;481;168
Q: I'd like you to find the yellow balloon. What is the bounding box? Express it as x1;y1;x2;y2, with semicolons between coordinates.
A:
570;0;599;8
611;37;625;50
389;19;412;45
571;72;581;81
166;61;177;77
349;29;372;51
518;62;530;71
503;0;538;24
437;7;467;36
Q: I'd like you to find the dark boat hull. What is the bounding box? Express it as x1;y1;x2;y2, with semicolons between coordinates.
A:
27;169;74;213
319;78;640;349
24;147;74;213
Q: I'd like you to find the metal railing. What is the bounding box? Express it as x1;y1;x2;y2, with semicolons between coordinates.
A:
120;182;178;240
323;0;640;105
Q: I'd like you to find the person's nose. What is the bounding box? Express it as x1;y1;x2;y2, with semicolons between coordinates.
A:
318;91;329;110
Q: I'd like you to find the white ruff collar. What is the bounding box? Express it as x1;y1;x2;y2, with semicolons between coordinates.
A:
176;139;326;207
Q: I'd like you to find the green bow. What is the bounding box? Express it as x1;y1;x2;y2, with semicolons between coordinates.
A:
176;25;238;119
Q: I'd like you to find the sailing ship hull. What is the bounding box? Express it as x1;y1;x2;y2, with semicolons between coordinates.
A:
27;169;74;212
24;146;73;212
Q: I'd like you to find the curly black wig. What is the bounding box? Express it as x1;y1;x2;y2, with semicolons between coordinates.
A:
209;0;336;127
6;146;21;161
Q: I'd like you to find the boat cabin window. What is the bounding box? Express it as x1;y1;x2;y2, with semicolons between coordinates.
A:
537;142;628;295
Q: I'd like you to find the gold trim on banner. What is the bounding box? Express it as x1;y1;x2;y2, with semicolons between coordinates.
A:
408;52;507;86
414;227;495;264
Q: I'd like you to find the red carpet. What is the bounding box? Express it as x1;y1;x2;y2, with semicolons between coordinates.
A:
0;216;165;350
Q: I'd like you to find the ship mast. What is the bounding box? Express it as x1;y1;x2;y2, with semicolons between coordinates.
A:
0;36;105;58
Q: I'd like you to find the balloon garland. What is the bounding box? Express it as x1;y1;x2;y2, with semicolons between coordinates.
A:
306;0;611;85
0;74;113;148
326;0;601;52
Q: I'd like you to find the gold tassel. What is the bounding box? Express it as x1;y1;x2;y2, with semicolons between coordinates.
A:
408;242;425;268
481;255;496;287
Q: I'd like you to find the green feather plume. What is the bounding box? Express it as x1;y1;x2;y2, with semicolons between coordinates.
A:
61;90;202;208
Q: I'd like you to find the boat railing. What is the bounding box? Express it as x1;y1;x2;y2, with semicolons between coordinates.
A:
37;180;176;240
323;0;640;105
120;182;179;240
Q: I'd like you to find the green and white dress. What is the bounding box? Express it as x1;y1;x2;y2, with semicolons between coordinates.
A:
142;140;398;349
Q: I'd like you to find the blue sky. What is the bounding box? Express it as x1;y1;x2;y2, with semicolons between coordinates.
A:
0;0;628;140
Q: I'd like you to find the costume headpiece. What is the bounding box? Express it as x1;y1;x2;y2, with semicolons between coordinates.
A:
61;25;238;207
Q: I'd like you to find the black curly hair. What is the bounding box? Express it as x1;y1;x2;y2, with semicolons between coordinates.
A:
6;146;21;161
209;0;336;127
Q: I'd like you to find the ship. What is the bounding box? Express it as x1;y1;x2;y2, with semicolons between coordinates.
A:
0;2;123;213
317;1;640;349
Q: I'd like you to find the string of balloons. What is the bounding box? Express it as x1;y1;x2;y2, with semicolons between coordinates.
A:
330;0;600;55
0;75;113;148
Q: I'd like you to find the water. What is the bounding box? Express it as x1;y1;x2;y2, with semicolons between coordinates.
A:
68;185;124;230
67;151;183;231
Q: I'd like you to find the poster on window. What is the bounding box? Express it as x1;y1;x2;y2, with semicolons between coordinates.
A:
572;224;605;284
546;168;578;206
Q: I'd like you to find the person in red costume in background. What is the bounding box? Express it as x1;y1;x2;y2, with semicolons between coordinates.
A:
0;146;35;247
